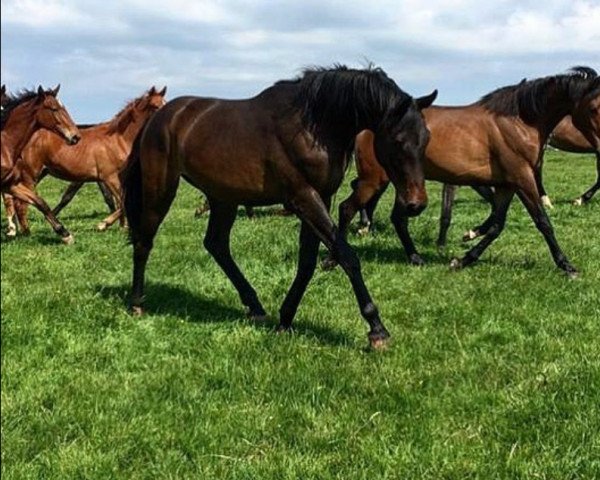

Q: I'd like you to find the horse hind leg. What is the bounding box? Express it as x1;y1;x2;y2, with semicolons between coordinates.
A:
127;150;181;315
52;182;84;216
574;152;600;205
450;186;515;270
436;184;457;247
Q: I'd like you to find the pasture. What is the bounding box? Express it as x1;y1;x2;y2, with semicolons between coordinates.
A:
2;150;599;479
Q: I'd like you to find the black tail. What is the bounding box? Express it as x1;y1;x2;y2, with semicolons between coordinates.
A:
122;132;144;243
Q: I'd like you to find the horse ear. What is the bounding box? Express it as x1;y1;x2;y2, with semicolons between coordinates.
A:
149;86;156;94
1;85;5;95
415;90;438;110
37;85;45;96
52;84;61;96
159;86;167;96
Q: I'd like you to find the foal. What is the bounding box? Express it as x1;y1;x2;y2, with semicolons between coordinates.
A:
1;86;80;243
12;86;166;234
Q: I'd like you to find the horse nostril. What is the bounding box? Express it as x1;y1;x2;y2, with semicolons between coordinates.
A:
70;135;80;145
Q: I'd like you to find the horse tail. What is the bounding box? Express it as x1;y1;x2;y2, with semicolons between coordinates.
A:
122;131;144;244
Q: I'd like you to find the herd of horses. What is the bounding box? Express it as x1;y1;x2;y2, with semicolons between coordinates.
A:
1;65;599;348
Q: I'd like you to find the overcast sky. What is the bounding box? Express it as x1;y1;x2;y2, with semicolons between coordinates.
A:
1;0;598;122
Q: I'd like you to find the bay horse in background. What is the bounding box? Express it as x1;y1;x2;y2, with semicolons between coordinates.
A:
123;65;437;348
436;78;600;247
1;86;80;243
10;86;166;235
328;67;598;278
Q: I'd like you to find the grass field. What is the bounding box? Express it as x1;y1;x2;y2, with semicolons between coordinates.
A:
2;150;599;479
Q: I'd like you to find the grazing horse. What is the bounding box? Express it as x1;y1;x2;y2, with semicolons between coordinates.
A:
436;80;600;246
329;67;598;277
123;65;437;348
1;86;80;243
10;86;167;234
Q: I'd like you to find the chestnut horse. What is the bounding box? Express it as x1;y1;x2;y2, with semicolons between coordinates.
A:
1;86;80;243
330;67;598;278
436;80;600;247
11;86;166;234
123;66;437;348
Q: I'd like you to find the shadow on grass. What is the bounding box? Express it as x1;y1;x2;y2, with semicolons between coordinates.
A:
96;282;354;347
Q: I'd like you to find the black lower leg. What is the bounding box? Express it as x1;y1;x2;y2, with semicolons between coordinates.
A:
437;184;456;247
204;201;265;316
580;154;600;203
391;202;423;265
278;221;320;330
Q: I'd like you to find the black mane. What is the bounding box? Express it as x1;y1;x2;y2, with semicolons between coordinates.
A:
284;65;412;150
0;88;40;130
477;66;598;123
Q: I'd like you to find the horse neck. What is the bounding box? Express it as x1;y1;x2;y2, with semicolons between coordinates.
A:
118;109;151;143
530;88;579;140
2;104;40;159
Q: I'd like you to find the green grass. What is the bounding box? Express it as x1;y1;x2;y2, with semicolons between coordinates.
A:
2;151;599;479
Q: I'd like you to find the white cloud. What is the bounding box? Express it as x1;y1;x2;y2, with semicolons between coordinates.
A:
1;0;598;121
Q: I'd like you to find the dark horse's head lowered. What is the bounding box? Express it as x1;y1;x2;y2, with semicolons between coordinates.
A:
290;65;437;216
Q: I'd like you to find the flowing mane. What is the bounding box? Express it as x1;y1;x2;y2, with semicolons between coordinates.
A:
477;66;598;123
280;65;412;149
0;88;39;130
106;96;141;134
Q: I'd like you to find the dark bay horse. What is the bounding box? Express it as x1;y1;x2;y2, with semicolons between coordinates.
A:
330;67;598;277
123;65;437;348
9;86;167;234
436;80;600;246
1;86;80;243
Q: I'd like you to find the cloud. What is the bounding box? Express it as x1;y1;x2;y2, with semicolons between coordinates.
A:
1;0;598;122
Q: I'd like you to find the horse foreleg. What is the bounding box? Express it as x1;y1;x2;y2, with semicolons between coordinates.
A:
7;183;74;243
2;193;17;237
517;179;578;278
391;201;424;266
574;152;600;205
97;177;123;231
289;186;389;349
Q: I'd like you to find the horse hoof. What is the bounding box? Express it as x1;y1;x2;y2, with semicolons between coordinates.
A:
357;224;371;236
541;195;554;209
275;324;293;334
97;222;108;232
6;228;17;238
368;335;390;351
321;257;338;271
449;258;462;270
462;230;479;242
566;269;579;280
61;234;75;245
572;198;584;207
131;305;144;316
409;254;425;266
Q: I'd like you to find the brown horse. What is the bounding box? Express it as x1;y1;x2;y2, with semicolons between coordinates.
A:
330;67;598;277
1;86;80;243
436;82;600;246
10;86;166;235
123;65;437;348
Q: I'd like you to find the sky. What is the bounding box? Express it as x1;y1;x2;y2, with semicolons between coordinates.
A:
1;0;599;123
